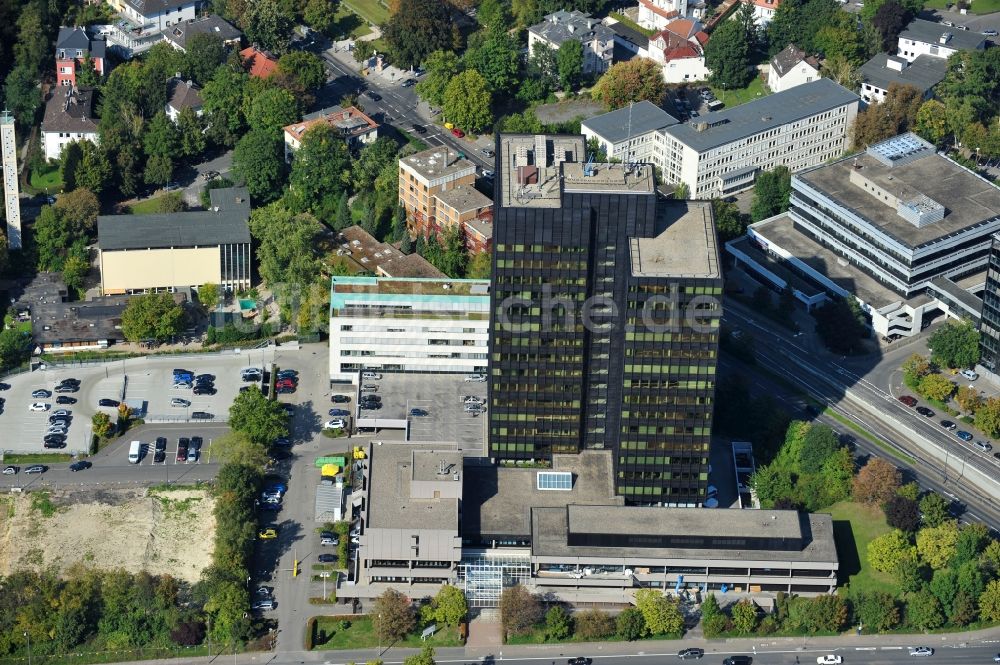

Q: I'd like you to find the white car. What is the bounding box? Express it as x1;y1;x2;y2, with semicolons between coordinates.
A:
909;647;933;657
464;373;487;382
817;657;842;665
29;402;50;412
52;409;71;417
960;368;979;381
324;419;347;430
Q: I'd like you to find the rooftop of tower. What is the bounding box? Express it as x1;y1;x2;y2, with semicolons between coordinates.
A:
630;201;721;278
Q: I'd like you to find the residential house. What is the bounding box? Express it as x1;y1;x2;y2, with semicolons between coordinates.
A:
161;14;242;51
528;10;614;74
41;86;99;161
104;0;202;56
55;27;106;87
282;106;379;161
745;0;781;26
767;44;819;93
398;146;478;241
641;18;710;83
581;100;680;170
896;18;986;62
638;0;685;30
165;77;203;122
241;45;278;78
858;54;947;103
433;187;494;253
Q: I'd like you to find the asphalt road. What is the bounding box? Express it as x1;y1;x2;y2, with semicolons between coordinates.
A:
722;303;1000;531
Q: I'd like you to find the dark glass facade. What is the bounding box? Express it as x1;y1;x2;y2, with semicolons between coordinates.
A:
979;234;1000;371
488;136;721;505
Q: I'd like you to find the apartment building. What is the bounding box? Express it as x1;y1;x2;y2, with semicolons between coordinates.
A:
398;146;479;240
746;0;782;25
55;27;106;87
104;0;201;56
433;187;494;252
660;78;859;199
642;18;710;83
97;187;252;295
896;18;985;62
345;444;839;605
528;10;614;74
582;101;679;170
767;44;819;93
727;133;1000;337
161;14;242;51
638;0;690;30
328;275;489;381
489;134;722;506
40;87;99;161
282;106;379;161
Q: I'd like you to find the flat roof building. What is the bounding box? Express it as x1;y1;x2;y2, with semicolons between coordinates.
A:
978;233;1000;372
727;133;1000;337
398;146;485;244
336;225;445;278
897;18;986;62
489;134;721;506
859;55;947;104
97;187;252;295
328;275;489;382
581;101;679;170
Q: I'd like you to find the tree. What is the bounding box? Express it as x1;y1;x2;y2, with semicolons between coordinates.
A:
185;33;228;86
233;129;286;201
287;124;351;221
750;166;792;222
463;24;520;94
712;198;747;243
767;0;841;55
443;70;493;133
403;646;436;665
919;492;949;528
373;589;415;641
575;609;615;640
416;50;461;108
500;586;541;636
61;141;84;192
914;99;949;145
867;529;916;572
199;283;221;311
822;54;862;89
211;430;270;467
432;585;467;626
333;191;352;231
477;0;510;28
250;204;324;290
0;328;30;372
705;18;753;89
853;457;901;505
634;589;683;635
3;63;41;127
916;521;960;570
76;143;113;195
202;65;248;146
917;373;955;403
526;42;559;96
928;319;979;369
592;58;666;110
894;554;929;593
615;607;646;640
467;251;490;278
871;0;910;51
750;464;795;509
929;567;958;618
54;189;100;232
245;87;300;132
177;107;207;160
302;0;339;35
953;523;990;567
901;353;932;388
818;447;854;506
884;495;921;533
980;580;1000;623
383;0;457;69
854;591;900;632
974;396;1000;438
544;606;573;640
851;83;924;148
277;51;327;91
906;589;945;630
144;111;180;160
244;0;292;53
731;599;758;634
353;137;400;191
556;40;584;91
120;292;186;342
799;423;840;473
62;250;90;293
91;412;114;438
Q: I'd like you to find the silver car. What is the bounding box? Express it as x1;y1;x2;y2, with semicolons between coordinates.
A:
170;398;191;407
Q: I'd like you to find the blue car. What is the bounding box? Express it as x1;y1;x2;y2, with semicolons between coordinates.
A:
265;482;287;494
329;408;350;417
956;430;974;442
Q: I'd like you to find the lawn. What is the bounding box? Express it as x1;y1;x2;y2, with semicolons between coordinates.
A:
709;77;769;109
127;195;174;214
332;5;373;38
341;0;389;26
30;163;63;194
311;616;463;650
3;452;74;464
609;11;656;37
922;0;950;8
825;501;897;596
970;0;1000;14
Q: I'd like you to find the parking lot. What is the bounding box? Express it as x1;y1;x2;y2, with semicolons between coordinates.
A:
357;373;487;452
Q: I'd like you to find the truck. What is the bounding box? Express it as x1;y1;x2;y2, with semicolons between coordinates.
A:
128;440;142;464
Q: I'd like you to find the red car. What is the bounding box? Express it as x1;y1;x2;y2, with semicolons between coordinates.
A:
276;379;295;388
451;128;465;138
898;395;917;407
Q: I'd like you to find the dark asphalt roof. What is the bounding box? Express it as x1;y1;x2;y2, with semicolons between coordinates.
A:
662;78;859;153
161;14;242;49
900;18;986;51
41;87;98;135
98;187;251;251
582;100;679;144
860;53;947;94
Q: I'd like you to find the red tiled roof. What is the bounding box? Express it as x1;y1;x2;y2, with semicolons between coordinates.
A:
695;31;709;45
240;46;278;79
638;0;680;20
664;44;702;60
283;106;378;141
750;0;782;9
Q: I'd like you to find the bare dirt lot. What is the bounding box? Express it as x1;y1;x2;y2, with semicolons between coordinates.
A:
0;487;215;583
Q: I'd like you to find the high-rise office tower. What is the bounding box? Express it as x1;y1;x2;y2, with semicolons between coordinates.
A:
979;232;1000;372
488;134;722;506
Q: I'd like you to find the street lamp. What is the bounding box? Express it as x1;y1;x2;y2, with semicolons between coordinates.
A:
377;613;382;658
23;631;31;665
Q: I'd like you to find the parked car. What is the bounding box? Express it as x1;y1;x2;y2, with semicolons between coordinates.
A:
908;647;933;657
29;402;50;412
317;553;337;563
176;441;189;462
54;384;78;393
0;382;9;390
451;127;465;138
193;385;216;396
956;430;973;441
2;466;17;475
363;90;381;101
940;420;957;431
983;28;998;35
69;461;92;472
332;394;351;403
677;650;704;660
401;78;416;87
324;419;347;429
252;599;275;611
329;408;351;417
898;395;917;407
409;408;428;417
360;384;378;393
154;449;166;463
973;440;993;453
52;409;71;418
191;411;213;419
171;398;191;407
56;396;77;405
465;373;487;382
258;528;278;540
816;657;842;665
960;368;979;381
567;658;591;665
98;398;119;407
482;148;495;158
31;389;52;399
723;658;752;665
916;406;934;417
321;536;338;546
25;465;46;474
187;446;199;462
360;402;381;410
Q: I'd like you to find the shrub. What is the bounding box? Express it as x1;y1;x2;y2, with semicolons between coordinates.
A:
574;609;615;640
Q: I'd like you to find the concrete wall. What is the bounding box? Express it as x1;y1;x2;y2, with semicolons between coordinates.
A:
100;246;221;294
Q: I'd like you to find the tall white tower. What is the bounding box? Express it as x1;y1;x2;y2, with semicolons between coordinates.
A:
1;109;22;250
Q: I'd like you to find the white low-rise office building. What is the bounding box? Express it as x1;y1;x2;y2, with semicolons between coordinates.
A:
581;101;679;169
896;18;985;62
328;276;489;382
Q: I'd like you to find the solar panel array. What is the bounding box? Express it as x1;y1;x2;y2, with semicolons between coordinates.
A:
537;471;572;491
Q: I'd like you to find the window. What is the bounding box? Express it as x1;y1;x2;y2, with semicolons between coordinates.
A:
537;471;572;490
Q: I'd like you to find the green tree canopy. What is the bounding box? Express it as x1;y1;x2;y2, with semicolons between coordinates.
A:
373;589;415;641
916;521;960;570
415;50;461;108
232;128;287;201
244;0;293;53
463;23;520;94
556;40;584;91
432;585;467;626
634;589;683;635
120;292;186;342
248;202;324;286
867;529;916;572
287;123;351;220
228;386;289;446
750;166;792;222
592;58;666;110
383;0;457;69
245;86;300;132
185;33;228;86
705;18;753;90
443;69;493;132
928;319;980;369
